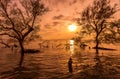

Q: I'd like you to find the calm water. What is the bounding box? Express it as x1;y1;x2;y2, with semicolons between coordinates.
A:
0;45;120;79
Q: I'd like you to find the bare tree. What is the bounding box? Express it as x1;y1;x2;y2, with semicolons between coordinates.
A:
0;0;48;65
77;0;119;54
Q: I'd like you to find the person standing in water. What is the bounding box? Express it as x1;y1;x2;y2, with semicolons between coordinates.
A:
68;57;73;73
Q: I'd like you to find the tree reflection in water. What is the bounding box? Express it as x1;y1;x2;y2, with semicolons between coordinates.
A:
70;50;120;79
0;58;40;79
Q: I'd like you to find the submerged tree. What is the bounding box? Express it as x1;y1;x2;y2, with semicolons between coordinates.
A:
77;0;119;54
0;0;48;66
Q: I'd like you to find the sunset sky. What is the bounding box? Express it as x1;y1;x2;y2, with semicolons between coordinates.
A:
38;0;119;40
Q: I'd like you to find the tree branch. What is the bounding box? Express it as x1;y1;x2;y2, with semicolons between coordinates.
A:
0;41;10;47
23;26;34;39
18;8;26;25
0;1;22;39
0;33;18;40
0;24;12;30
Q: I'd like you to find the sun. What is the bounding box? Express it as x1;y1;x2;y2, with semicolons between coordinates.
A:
68;24;77;32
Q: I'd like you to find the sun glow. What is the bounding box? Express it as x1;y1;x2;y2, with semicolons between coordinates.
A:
68;24;77;32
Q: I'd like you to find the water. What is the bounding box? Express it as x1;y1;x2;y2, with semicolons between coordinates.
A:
0;44;120;79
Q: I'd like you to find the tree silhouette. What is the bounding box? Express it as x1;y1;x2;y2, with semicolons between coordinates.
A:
109;19;120;43
77;0;119;54
0;0;48;66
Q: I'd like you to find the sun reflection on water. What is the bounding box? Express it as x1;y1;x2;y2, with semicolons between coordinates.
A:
69;39;74;56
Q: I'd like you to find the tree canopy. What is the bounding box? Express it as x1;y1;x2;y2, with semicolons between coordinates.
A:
0;0;48;47
76;0;120;53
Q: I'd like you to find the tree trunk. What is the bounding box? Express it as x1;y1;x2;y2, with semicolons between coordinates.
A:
95;35;99;54
18;40;25;66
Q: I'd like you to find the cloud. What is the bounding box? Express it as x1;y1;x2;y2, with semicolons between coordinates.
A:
69;0;77;5
54;0;67;5
53;14;64;20
44;21;60;29
52;21;60;26
44;24;51;29
79;0;86;2
42;0;67;7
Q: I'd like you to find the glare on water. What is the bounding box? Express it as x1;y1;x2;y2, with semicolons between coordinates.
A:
69;39;75;56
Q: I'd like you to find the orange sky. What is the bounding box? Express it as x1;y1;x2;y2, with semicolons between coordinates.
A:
38;0;119;40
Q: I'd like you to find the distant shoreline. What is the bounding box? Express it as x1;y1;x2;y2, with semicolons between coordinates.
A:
93;47;117;51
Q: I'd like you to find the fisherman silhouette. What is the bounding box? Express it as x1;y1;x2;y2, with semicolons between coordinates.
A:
68;57;73;73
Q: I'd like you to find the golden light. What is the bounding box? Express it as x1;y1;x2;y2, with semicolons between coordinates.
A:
69;39;74;56
68;24;77;32
70;39;74;45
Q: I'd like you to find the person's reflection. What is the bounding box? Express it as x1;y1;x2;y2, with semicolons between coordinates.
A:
68;57;73;73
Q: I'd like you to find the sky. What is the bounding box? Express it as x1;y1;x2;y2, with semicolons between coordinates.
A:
37;0;119;40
